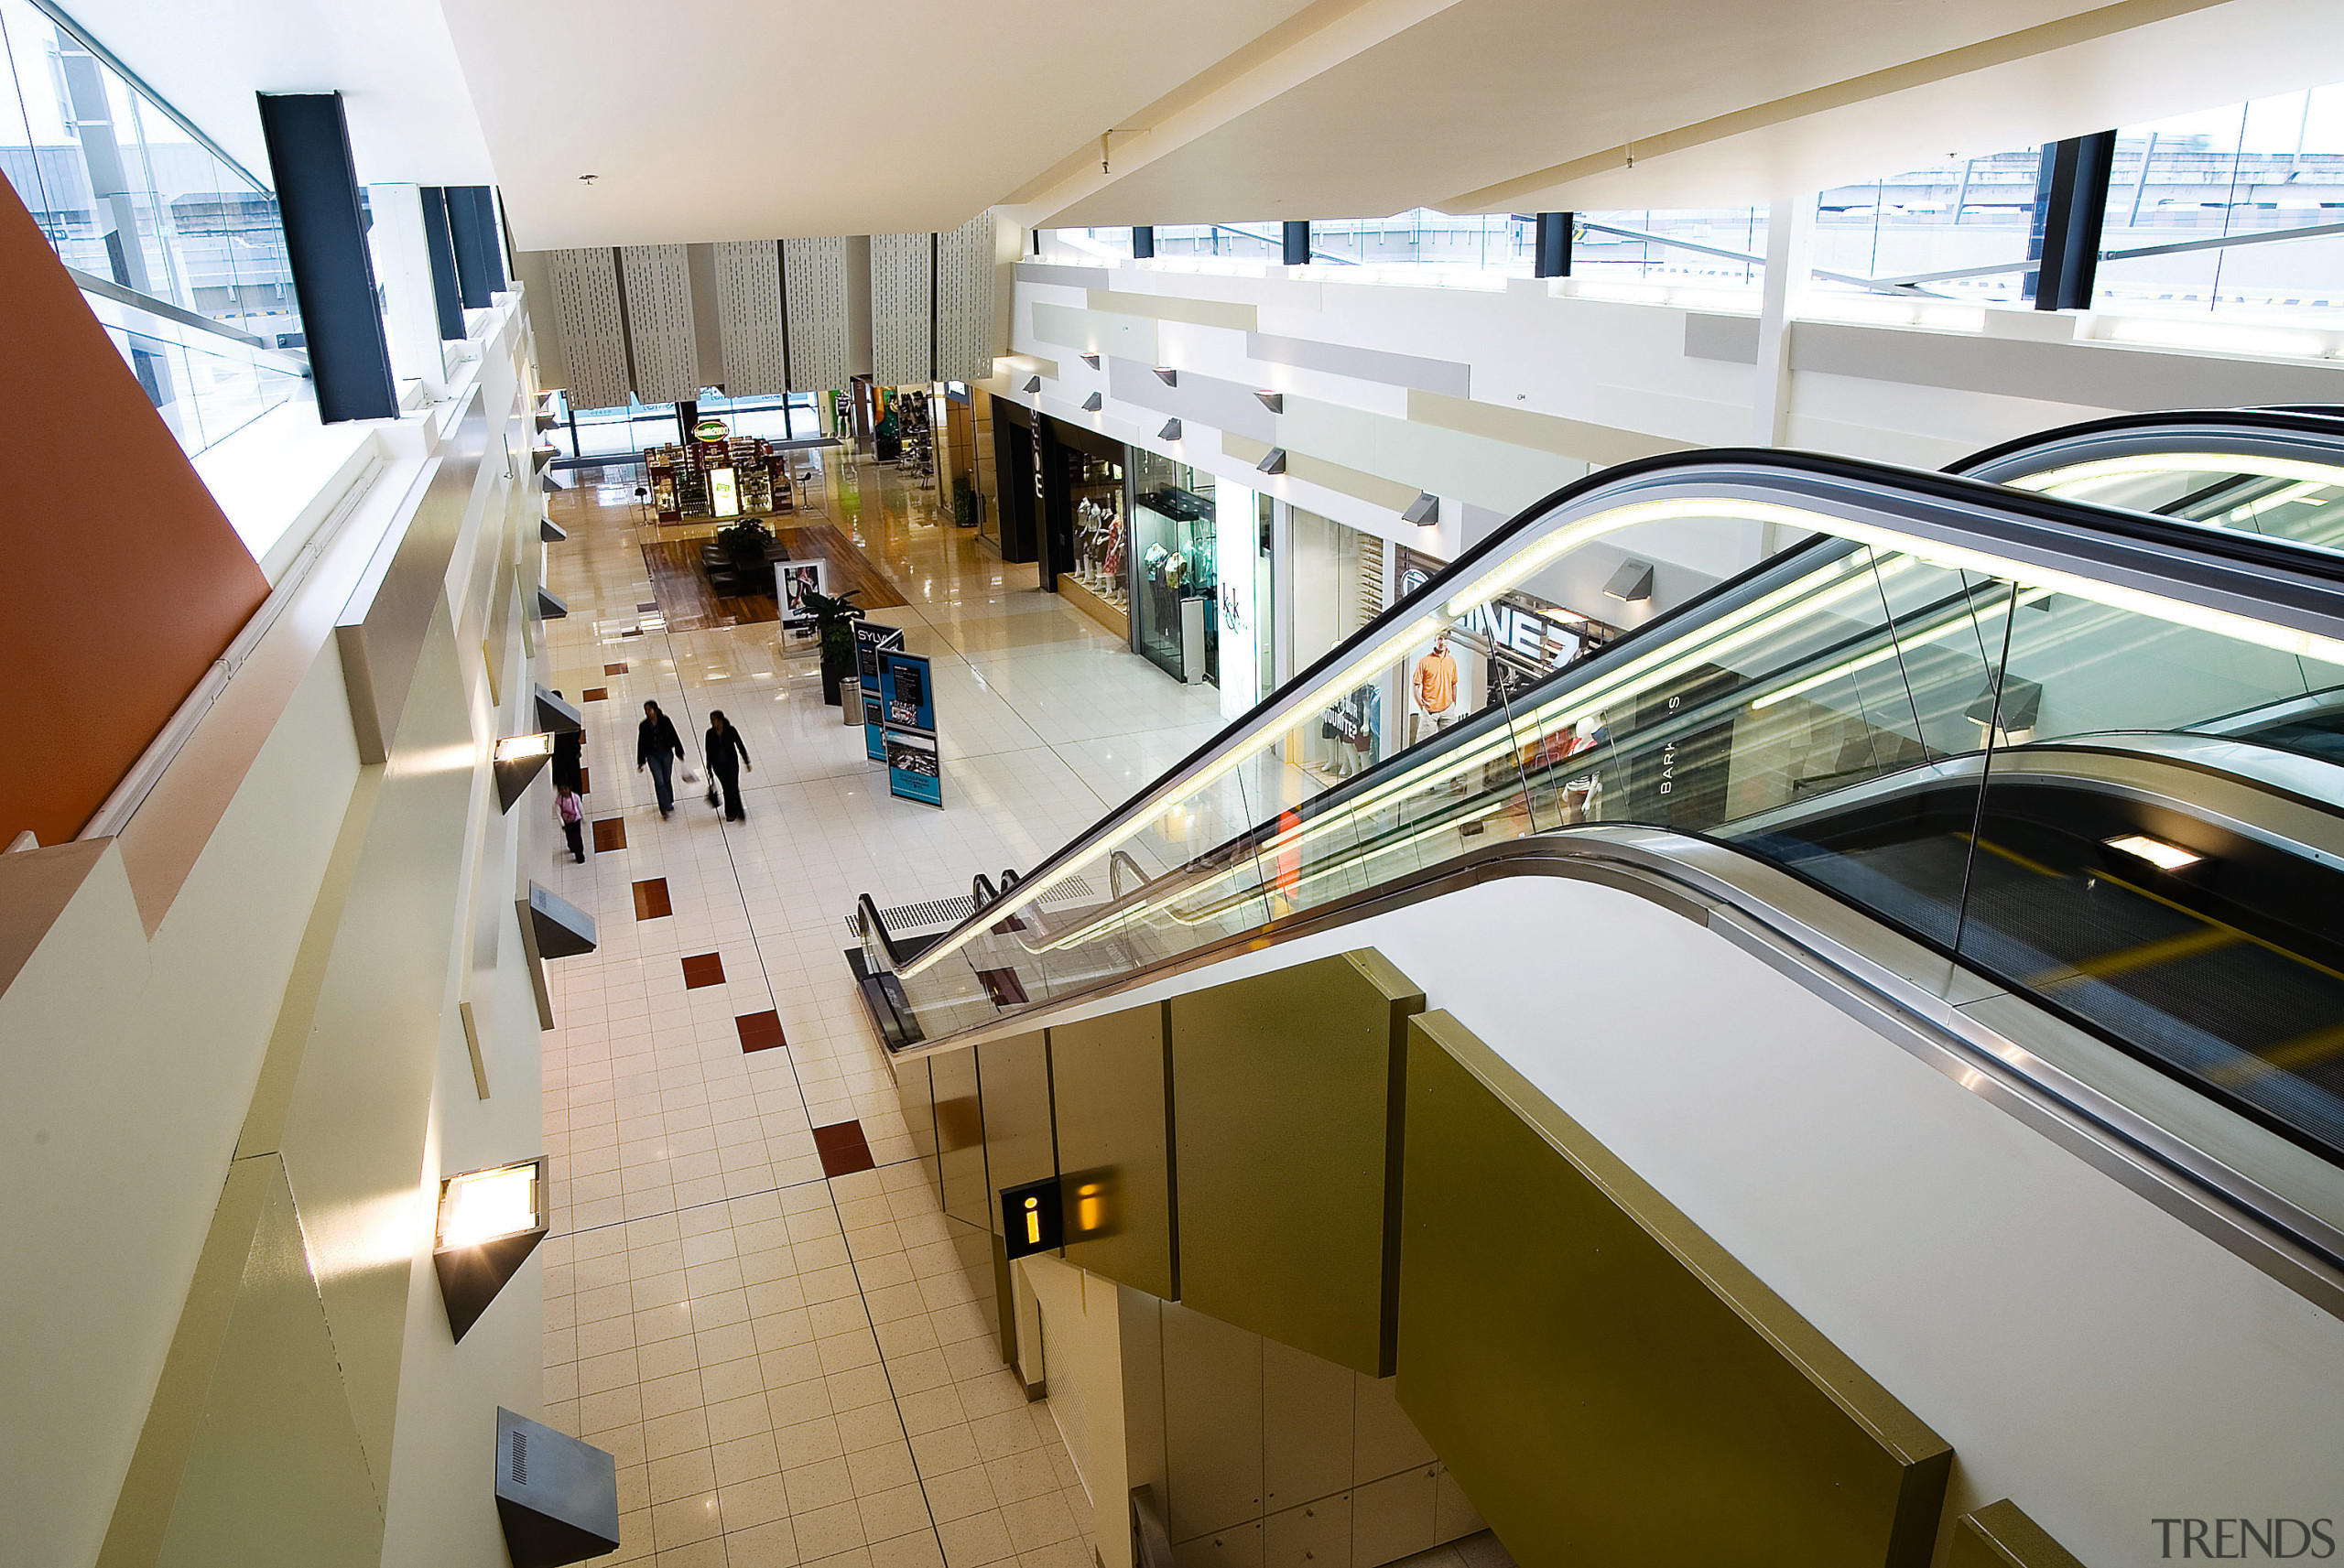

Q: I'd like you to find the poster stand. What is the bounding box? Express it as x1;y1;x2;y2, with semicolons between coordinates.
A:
856;622;904;762
879;648;942;808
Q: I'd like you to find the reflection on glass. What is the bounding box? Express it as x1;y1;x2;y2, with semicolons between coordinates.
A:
1128;449;1216;685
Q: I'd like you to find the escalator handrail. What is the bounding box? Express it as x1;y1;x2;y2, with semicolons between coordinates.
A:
895;440;2344;979
880;822;2344;1318
856;892;924;969
1951;406;2344;480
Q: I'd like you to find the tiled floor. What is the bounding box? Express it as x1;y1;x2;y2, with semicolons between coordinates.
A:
537;453;1238;1568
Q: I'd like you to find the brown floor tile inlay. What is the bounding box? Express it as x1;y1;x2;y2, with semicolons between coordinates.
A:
734;1011;787;1053
581;687;608;702
632;877;672;920
812;1119;875;1177
591;817;626;853
578;766;590;795
978;967;1029;1006
603;661;628;675
680;952;725;989
636;600;658;613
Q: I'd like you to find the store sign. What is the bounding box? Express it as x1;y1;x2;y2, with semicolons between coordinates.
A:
880;649;942;808
694;417;729;440
709;467;739;518
1459;598;1582;671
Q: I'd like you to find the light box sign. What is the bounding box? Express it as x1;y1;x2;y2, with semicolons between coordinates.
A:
778;560;825;629
856;622;904;762
879;648;942;808
710;467;740;517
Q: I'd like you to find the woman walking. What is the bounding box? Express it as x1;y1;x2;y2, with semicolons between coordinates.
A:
704;710;753;822
637;700;686;817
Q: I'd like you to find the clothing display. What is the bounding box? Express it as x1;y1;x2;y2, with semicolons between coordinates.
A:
1317;683;1383;777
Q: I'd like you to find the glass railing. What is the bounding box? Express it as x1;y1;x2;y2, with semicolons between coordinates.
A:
78;285;310;457
864;443;2344;1163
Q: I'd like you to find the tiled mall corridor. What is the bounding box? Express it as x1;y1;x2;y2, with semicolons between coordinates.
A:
533;456;1225;1568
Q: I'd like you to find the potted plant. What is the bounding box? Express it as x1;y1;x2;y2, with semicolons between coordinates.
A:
952;479;975;528
798;585;865;705
715;517;777;593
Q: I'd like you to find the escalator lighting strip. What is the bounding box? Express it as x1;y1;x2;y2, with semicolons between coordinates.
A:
2013;454;2344;497
1750;587;2054;712
2103;833;2202;871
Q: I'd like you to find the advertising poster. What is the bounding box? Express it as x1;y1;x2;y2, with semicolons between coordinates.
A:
884;729;942;808
778;560;826;628
855;622;904;762
879;649;942;808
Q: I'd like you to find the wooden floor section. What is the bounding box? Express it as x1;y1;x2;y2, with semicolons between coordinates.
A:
640;523;908;633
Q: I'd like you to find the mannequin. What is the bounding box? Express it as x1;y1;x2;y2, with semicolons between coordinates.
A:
1411;638;1458;746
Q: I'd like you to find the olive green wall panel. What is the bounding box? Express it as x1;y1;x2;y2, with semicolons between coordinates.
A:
978;1031;1055;1235
1948;1501;2085;1568
895;1054;939;1203
1396;1011;1950;1568
1049;1002;1177;1300
931;1047;988;1231
1171;949;1423;1377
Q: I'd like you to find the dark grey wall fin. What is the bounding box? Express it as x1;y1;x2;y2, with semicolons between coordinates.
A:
495;1408;620;1568
434;1157;548;1342
418;186;465;340
533;686;584;735
526;881;598;959
537;586;569;620
540;518;567;544
255;92;396;423
493;735;554;813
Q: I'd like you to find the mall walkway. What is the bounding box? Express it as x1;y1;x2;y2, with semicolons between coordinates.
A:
532;456;1222;1568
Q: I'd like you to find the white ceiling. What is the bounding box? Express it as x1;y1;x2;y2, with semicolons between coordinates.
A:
59;0;494;187
431;0;1329;250
1035;0;2344;226
53;0;2344;251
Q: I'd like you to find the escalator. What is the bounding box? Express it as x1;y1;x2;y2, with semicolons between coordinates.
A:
850;408;2344;1298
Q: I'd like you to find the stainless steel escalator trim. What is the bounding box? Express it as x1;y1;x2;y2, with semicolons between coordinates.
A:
893;825;2344;1323
1958;413;2344;488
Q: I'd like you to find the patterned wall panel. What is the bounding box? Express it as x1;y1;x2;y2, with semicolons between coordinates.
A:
782;236;848;395
870;231;933;389
545;246;628;412
712;241;788;398
935;211;996;384
618;243;699;404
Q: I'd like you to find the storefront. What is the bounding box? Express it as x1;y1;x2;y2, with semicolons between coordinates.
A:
988;400;1041;564
1039;414;1131;639
1127;448;1218;684
1212;484;1270;719
1288;507;1388;778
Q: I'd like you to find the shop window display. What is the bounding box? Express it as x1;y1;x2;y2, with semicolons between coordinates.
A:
1129;450;1218;684
1069;455;1129;614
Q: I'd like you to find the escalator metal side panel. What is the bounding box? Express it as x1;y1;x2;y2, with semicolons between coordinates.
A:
881;827;2344;1324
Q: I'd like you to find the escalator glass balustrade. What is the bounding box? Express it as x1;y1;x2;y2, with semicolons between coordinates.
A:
861;436;2344;1171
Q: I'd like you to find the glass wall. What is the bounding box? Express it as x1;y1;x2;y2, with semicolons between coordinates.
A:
556;390;827;462
1127;449;1216;685
1288;508;1384;778
0;0;309;454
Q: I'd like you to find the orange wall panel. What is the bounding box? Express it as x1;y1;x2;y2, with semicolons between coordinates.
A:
0;178;270;849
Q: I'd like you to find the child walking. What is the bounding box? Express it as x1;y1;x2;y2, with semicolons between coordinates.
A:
557;782;586;862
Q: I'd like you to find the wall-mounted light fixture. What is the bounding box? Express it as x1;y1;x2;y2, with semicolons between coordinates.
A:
1402;492;1439;525
1152;366;1177;386
1601;560;1655;603
536;586;569;620
494;732;555;813
1257;448;1287;475
1254;390;1285;414
1000;1177;1064;1260
533;686;584;736
1023;375;1042;394
540;517;567;544
1080;392;1104;412
434;1156;548;1341
497;1409;620;1568
1158;418;1182;441
1080;352;1101;370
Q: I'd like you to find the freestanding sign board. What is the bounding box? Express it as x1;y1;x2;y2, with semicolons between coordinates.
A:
856;622;904;762
879;649;942;807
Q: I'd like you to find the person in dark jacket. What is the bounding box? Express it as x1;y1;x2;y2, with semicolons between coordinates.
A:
549;691;584;794
704;710;753;821
637;700;686;817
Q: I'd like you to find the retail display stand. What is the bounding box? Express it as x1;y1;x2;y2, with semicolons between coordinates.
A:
879;648;942;808
856;622;905;762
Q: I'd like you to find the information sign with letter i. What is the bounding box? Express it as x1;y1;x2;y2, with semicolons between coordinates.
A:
855;622;904;762
879;648;942;807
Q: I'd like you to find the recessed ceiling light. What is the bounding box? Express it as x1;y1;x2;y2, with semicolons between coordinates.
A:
2104;834;2201;871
